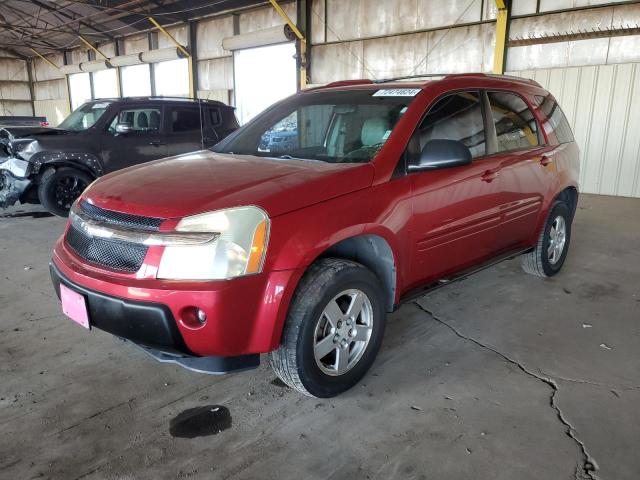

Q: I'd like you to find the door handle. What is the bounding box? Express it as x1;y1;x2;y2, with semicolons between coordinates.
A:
149;141;166;147
540;155;553;166
481;169;500;183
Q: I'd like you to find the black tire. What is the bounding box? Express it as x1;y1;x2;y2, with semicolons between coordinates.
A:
521;200;572;277
269;258;386;398
38;167;92;217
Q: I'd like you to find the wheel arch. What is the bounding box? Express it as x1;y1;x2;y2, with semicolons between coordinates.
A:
309;233;398;313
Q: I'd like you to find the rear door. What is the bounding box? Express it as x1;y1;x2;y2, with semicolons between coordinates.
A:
165;105;204;156
100;104;167;173
408;91;505;288
484;90;553;250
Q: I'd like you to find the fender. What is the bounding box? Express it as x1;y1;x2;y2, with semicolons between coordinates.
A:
30;151;104;178
529;142;580;244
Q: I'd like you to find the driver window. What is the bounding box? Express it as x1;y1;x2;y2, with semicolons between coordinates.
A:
418;92;486;158
108;108;162;134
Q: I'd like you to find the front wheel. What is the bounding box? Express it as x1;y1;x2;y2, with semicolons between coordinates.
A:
521;200;572;277
269;258;386;398
38;167;92;217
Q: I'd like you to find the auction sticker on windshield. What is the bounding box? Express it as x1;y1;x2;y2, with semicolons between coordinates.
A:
372;89;421;97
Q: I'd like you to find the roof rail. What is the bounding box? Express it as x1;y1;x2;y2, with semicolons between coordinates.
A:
324;79;374;88
373;73;448;83
373;72;542;87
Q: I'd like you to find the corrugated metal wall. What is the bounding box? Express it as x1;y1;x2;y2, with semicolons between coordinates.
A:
511;63;640;198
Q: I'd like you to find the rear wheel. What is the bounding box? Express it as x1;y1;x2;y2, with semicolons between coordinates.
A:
521;200;572;277
38;167;92;217
269;258;386;398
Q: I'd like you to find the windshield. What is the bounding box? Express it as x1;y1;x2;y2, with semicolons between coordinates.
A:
214;89;418;163
58;102;112;131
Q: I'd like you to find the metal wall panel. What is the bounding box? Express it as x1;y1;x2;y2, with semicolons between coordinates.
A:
0;58;28;81
0;82;30;100
0;101;32;116
511;64;640;198
34;79;67;101
33;53;65;81
198;57;234;90
239;2;296;34
158;25;188;49
197;16;234;60
34;99;70;127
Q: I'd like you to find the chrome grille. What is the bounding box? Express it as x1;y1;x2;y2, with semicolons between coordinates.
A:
65;202;166;273
66;225;147;273
79;200;163;232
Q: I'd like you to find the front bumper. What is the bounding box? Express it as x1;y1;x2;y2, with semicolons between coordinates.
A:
0;169;31;208
50;261;260;374
51;235;302;357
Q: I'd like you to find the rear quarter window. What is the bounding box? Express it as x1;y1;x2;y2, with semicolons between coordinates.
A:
534;95;574;144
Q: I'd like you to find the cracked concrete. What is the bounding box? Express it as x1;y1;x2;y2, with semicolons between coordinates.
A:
1;194;639;479
414;302;597;480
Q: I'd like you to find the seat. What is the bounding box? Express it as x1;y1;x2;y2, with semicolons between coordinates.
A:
137;112;149;130
149;110;161;131
360;117;390;146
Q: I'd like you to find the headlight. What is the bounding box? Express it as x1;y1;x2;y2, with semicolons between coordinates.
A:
157;206;269;280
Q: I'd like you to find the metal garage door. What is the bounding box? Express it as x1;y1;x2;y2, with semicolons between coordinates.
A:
511;63;640;198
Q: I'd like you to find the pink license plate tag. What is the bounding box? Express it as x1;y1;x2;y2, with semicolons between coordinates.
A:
60;284;90;329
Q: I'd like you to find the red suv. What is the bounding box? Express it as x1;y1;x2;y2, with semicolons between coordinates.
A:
50;74;579;398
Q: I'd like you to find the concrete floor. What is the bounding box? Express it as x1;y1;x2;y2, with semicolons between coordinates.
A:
1;194;638;480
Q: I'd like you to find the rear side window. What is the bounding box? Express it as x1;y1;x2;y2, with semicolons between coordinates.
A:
418;92;486;158
534;94;574;144
171;107;201;133
488;92;539;152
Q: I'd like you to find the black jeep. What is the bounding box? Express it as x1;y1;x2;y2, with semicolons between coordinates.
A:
0;97;239;216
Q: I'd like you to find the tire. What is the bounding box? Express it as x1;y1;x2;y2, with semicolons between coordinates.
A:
269;258;386;398
521;200;572;277
38;167;92;217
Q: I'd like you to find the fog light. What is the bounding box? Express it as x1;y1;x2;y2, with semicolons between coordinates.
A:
196;308;207;324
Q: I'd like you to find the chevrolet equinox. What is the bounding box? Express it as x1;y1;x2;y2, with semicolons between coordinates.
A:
50;74;579;398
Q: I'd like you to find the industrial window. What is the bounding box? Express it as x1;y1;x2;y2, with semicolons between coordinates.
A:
121;64;152;97
154;59;189;97
418;92;486;158
68;72;92;110
534;95;574;144
92;69;119;99
171;107;200;132
487;92;539;152
108;108;161;133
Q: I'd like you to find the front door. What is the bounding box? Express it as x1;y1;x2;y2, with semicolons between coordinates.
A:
408;91;504;289
100;104;167;173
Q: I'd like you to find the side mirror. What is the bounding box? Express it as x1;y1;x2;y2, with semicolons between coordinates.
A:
408;139;472;172
115;122;134;134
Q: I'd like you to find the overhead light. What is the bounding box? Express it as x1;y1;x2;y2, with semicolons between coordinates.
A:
222;25;296;51
60;64;82;75
80;60;111;72
109;53;143;67
139;47;185;63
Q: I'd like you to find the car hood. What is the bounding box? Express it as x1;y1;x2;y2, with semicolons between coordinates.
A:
0;126;66;139
83;150;375;219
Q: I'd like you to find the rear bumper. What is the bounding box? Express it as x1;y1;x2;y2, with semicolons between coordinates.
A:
50;261;260;374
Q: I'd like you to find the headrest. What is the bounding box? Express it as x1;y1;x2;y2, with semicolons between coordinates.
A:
137;112;148;128
361;117;389;146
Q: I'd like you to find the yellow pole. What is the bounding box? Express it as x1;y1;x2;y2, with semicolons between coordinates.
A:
493;0;509;74
79;35;110;61
268;0;307;89
148;17;193;96
29;48;60;70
